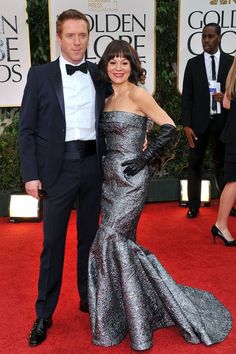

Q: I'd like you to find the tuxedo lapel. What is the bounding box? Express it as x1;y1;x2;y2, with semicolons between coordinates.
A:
199;54;209;87
87;61;101;92
87;61;104;129
218;52;227;83
50;59;65;116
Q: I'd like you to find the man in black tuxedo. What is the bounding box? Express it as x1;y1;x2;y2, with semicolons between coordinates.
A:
181;23;233;219
19;9;111;346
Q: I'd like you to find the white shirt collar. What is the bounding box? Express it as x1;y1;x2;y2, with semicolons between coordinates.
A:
59;55;86;74
204;49;220;60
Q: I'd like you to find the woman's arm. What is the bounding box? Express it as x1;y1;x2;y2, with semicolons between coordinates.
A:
223;93;231;110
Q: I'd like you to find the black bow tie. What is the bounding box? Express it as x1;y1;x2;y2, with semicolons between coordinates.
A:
66;62;88;75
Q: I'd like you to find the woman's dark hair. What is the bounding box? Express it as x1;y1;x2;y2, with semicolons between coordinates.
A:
98;40;146;85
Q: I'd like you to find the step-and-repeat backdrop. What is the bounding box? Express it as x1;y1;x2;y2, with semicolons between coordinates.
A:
0;0;30;107
48;0;156;94
0;0;235;106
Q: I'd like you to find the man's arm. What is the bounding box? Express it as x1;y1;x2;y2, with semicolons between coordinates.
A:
181;60;194;128
181;60;198;148
19;67;41;196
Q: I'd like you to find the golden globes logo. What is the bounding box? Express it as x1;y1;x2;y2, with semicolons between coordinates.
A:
210;0;236;4
88;0;118;12
184;0;236;56
0;15;22;83
85;11;146;61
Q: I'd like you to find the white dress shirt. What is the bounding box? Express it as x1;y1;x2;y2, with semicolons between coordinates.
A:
204;49;220;84
59;56;96;142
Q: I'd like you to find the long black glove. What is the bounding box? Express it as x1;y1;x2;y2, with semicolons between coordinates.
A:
122;124;176;176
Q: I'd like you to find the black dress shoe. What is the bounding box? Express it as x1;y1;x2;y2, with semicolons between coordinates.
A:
79;300;89;313
186;208;199;219
29;317;52;346
230;207;236;217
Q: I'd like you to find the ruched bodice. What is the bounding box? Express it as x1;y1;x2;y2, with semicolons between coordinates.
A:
88;111;232;351
101;111;147;156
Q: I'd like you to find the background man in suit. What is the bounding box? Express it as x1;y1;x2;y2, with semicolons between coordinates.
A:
181;23;233;219
19;9;111;346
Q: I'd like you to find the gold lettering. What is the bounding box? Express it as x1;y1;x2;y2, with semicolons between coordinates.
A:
210;0;236;4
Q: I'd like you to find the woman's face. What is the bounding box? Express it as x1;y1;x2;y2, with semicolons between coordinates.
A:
107;56;131;84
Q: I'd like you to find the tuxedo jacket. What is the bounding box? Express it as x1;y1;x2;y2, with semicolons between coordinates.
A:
181;52;233;134
19;59;112;188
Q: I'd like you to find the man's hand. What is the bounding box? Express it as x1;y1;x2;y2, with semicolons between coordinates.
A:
25;180;42;199
184;126;198;148
213;91;224;103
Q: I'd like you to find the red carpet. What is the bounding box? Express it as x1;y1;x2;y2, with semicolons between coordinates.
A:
0;200;235;354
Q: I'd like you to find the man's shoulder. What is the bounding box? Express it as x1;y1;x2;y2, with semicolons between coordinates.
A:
220;51;234;63
187;53;203;65
29;59;59;73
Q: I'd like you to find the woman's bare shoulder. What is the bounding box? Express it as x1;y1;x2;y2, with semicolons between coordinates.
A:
130;85;149;100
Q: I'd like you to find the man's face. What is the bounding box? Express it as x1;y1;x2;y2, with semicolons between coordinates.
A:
57;19;89;64
202;26;221;54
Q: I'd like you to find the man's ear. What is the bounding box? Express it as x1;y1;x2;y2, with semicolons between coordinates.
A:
56;33;61;46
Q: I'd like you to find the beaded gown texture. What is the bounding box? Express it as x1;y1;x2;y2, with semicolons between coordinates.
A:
88;111;232;351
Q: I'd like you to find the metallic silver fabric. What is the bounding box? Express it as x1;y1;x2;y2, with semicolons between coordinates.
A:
88;111;232;351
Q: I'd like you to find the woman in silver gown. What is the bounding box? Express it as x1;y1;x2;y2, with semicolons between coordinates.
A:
88;40;232;351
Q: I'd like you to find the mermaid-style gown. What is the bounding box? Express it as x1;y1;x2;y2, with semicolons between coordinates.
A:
88;111;232;351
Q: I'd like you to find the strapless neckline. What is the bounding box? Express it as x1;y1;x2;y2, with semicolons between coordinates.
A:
103;111;147;120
